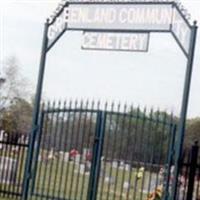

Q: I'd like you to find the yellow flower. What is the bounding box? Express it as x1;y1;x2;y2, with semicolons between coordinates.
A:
146;185;163;200
147;192;156;200
156;185;163;197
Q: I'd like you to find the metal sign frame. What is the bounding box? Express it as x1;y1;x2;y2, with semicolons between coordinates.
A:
22;1;198;200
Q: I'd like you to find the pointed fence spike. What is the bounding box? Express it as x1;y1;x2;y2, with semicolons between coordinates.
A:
63;100;67;106
80;99;84;108
86;99;89;105
91;99;95;109
117;102;121;112
97;100;101;110
58;100;61;107
104;101;108;111
85;99;89;109
69;99;72;109
124;103;127;113
75;99;78;108
111;101;115;111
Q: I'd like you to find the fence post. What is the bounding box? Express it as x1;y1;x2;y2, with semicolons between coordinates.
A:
164;124;176;200
22;20;49;200
186;141;199;200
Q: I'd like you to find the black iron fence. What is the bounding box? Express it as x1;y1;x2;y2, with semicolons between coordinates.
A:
0;131;28;199
1;105;199;200
177;142;200;200
27;101;176;200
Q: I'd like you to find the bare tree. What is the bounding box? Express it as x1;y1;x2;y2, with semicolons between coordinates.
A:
0;56;31;113
0;56;33;136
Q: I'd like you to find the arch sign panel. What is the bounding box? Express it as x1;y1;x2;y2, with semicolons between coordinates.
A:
47;2;192;56
82;32;150;52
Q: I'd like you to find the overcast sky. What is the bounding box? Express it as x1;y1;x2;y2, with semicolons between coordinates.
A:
1;0;200;118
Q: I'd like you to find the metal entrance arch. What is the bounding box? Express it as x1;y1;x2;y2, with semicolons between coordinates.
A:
22;1;198;200
29;101;176;200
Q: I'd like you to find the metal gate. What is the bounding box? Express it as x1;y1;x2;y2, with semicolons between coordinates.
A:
27;101;176;200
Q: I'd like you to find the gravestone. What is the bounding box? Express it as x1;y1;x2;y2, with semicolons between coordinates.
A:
38;153;42;161
125;164;130;171
142;174;157;193
80;164;85;175
85;161;91;172
82;148;90;162
0;130;4;150
64;152;69;162
75;154;81;164
119;161;125;170
112;161;118;168
105;176;115;184
123;181;130;189
0;157;17;184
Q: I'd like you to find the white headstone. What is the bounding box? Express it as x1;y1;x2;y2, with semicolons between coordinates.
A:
105;176;115;184
120;161;125;166
83;148;90;161
86;161;91;172
112;161;118;168
79;164;85;175
123;181;130;189
75;154;81;164
0;157;17;184
119;161;125;169
64;152;69;162
38;154;42;161
0;130;4;150
125;164;131;171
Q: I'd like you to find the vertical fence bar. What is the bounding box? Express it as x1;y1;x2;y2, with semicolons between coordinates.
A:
56;101;67;198
62;100;73;198
51;101;65;198
133;107;147;200
125;107;139;200
38;101;52;196
113;105;127;200
119;107;133;200
87;111;106;200
164;124;176;200
182;149;191;200
140;108;154;200
99;102;113;200
30;106;45;194
186;141;199;200
46;101;61;198
79;101;95;200
68;101;83;200
73;101;89;200
105;103;121;200
65;100;78;198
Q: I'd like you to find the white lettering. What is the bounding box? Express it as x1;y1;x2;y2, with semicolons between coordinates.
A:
119;8;127;24
47;4;191;55
82;32;149;51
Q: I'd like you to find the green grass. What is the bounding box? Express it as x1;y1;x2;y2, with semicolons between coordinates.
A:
32;158;157;200
0;153;159;200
